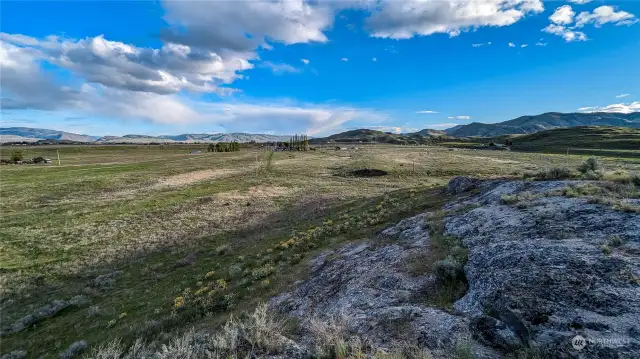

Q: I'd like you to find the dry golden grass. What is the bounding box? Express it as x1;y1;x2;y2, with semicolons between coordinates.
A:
1;143;638;356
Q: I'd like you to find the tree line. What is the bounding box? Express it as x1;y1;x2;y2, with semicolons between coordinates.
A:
275;134;309;151
207;142;240;152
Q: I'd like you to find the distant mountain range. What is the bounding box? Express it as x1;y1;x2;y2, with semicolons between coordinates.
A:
0;127;99;143
2;112;639;144
443;112;640;137
0;127;290;144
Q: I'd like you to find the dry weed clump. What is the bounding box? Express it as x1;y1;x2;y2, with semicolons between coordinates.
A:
87;304;433;359
529;167;574;181
59;340;88;359
2;296;87;336
558;183;640;213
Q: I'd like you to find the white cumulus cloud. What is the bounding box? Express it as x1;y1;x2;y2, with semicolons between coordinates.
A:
575;6;638;28
550;5;575;25
301;58;310;65
0;34;385;135
341;57;349;62
508;42;516;47
364;0;544;39
543;5;636;42
161;0;334;52
577;101;640;114
1;33;253;95
542;24;587;42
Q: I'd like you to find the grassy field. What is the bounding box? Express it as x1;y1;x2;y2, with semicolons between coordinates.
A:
1;144;639;357
438;126;640;158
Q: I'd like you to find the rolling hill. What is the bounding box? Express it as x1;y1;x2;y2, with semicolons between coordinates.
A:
309;129;448;145
444;112;640;137
437;126;640;157
0;127;97;143
508;126;640;152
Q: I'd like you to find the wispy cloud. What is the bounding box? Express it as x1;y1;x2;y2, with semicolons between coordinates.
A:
372;57;377;62
351;125;418;134
508;42;516;47
521;44;528;48
341;57;349;62
301;58;310;65
448;115;471;120
472;42;492;47
416;110;438;114
426;123;457;129
260;61;300;75
542;24;587;42
535;42;547;46
616;93;631;98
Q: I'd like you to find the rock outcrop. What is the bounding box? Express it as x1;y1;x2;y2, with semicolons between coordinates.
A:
272;178;640;358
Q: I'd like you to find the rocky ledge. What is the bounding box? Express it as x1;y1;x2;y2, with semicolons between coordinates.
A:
271;177;640;358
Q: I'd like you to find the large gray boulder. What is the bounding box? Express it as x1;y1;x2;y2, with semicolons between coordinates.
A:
272;178;640;358
447;179;640;358
271;214;496;358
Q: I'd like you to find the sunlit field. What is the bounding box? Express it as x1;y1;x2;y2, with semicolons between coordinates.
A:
1;144;639;356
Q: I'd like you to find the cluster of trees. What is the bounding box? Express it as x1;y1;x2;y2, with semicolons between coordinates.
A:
276;134;310;151
505;139;514;146
207;142;240;152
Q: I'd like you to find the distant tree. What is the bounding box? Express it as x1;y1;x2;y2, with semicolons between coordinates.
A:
10;150;24;163
287;134;309;151
303;135;309;151
212;142;240;153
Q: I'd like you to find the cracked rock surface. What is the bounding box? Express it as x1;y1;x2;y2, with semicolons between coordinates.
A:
271;178;640;358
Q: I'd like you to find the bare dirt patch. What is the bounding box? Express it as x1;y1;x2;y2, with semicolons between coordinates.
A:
157;169;240;188
220;185;292;200
351;168;388;177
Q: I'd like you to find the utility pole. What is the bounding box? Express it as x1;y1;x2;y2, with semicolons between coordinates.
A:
57;150;61;166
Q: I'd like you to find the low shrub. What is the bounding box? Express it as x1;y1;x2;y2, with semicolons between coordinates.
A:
577;157;601;174
215;244;230;255
59;340;88;359
533;167;573;181
607;234;624;247
582;170;602;180
1;351;27;359
434;256;465;284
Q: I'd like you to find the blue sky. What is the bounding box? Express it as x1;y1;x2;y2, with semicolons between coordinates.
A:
1;0;639;136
